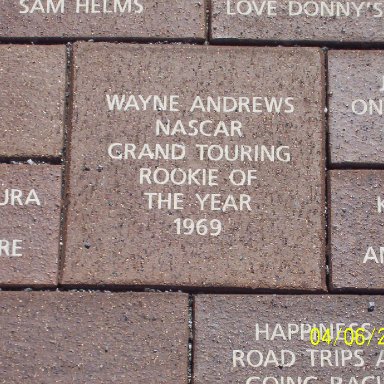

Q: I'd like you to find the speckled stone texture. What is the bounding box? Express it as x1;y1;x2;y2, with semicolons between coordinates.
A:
194;295;384;383
0;291;189;383
211;0;384;43
0;0;206;41
329;50;384;165
0;45;66;158
0;164;61;287
62;43;326;290
329;170;384;290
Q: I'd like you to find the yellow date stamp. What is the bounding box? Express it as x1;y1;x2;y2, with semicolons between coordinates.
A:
310;327;384;347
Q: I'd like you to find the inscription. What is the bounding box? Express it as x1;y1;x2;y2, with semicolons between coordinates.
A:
225;0;384;18
328;171;384;288
351;75;384;116
19;0;144;14
0;189;41;206
363;195;384;264
0;239;23;257
174;218;222;236
106;94;295;113
363;247;384;264
106;93;293;236
236;322;384;383
195;296;384;384
378;196;384;213
108;143;290;162
19;0;64;13
231;321;384;384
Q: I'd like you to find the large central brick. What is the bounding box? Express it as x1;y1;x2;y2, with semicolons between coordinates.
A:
63;43;326;289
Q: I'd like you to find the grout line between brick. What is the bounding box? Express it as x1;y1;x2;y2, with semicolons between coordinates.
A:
57;43;74;285
0;157;62;165
1;36;384;50
0;286;382;294
208;40;384;49
188;294;194;384
324;48;331;292
329;164;384;170
0;35;383;51
205;0;211;44
0;38;206;45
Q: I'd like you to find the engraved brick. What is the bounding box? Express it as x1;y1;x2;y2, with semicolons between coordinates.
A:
211;0;384;44
0;291;188;383
0;0;206;41
194;295;384;383
0;165;61;286
329;170;384;290
329;51;384;165
62;43;326;290
0;45;66;158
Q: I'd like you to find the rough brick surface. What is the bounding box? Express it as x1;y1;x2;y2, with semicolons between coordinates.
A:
195;295;384;383
0;0;206;41
211;0;384;44
0;45;66;158
0;292;189;384
329;170;384;290
329;50;384;164
63;43;325;290
0;164;61;287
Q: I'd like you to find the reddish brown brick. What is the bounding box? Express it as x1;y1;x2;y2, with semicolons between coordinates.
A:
211;0;384;43
0;164;61;287
0;0;206;41
329;51;384;165
194;295;384;383
0;291;188;383
329;170;384;290
62;43;326;290
0;45;66;158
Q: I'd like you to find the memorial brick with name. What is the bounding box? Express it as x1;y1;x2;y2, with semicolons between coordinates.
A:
210;0;384;44
0;45;66;158
0;291;189;383
62;43;326;289
329;51;384;165
329;170;384;290
0;165;61;287
194;295;384;384
0;0;206;41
